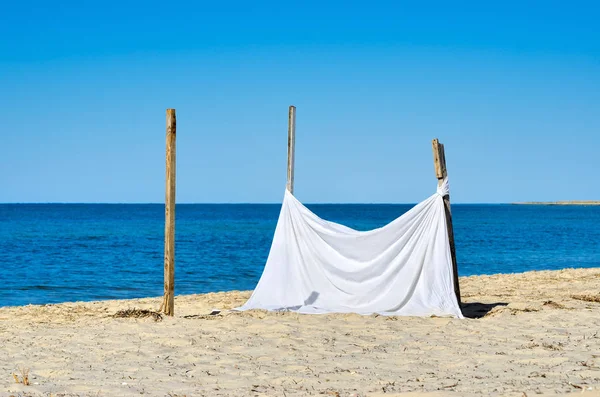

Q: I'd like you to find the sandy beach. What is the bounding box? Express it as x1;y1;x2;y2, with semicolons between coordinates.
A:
2;268;599;396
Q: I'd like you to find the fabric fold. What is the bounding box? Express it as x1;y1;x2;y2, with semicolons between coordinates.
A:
235;178;462;318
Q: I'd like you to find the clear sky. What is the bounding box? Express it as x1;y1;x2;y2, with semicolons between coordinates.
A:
1;1;598;203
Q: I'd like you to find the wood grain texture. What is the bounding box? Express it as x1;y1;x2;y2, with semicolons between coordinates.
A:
431;139;446;179
162;109;176;316
431;139;461;307
287;106;296;194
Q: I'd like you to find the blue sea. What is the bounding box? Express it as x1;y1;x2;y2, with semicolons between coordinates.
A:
1;204;599;307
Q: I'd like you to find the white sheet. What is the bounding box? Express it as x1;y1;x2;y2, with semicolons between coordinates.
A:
236;178;463;318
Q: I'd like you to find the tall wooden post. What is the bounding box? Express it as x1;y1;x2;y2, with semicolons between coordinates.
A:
432;139;461;307
162;109;176;316
287;105;296;194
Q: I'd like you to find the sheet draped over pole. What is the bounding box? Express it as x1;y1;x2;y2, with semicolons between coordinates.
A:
236;107;462;318
236;180;462;318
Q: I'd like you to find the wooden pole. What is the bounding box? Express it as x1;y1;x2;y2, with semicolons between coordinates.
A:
162;109;176;316
432;138;461;307
287;105;296;194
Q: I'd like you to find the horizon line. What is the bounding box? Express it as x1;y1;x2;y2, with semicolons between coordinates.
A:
0;201;535;205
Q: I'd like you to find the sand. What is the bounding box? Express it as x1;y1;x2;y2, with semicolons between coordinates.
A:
1;268;599;397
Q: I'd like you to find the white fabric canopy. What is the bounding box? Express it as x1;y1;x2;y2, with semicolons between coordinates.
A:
236;178;463;318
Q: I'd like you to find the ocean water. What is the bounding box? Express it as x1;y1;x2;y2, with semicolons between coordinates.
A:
1;203;599;307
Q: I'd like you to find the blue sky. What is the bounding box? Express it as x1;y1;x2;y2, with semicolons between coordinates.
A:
1;1;598;203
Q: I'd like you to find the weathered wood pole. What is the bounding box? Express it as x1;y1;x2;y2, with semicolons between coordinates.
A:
287;105;296;194
162;109;176;316
432;138;461;307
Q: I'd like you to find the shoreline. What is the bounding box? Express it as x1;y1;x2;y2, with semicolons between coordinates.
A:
1;267;599;396
2;266;599;311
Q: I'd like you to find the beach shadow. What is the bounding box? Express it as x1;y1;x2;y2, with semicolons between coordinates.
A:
461;302;508;319
274;291;322;311
304;291;320;306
